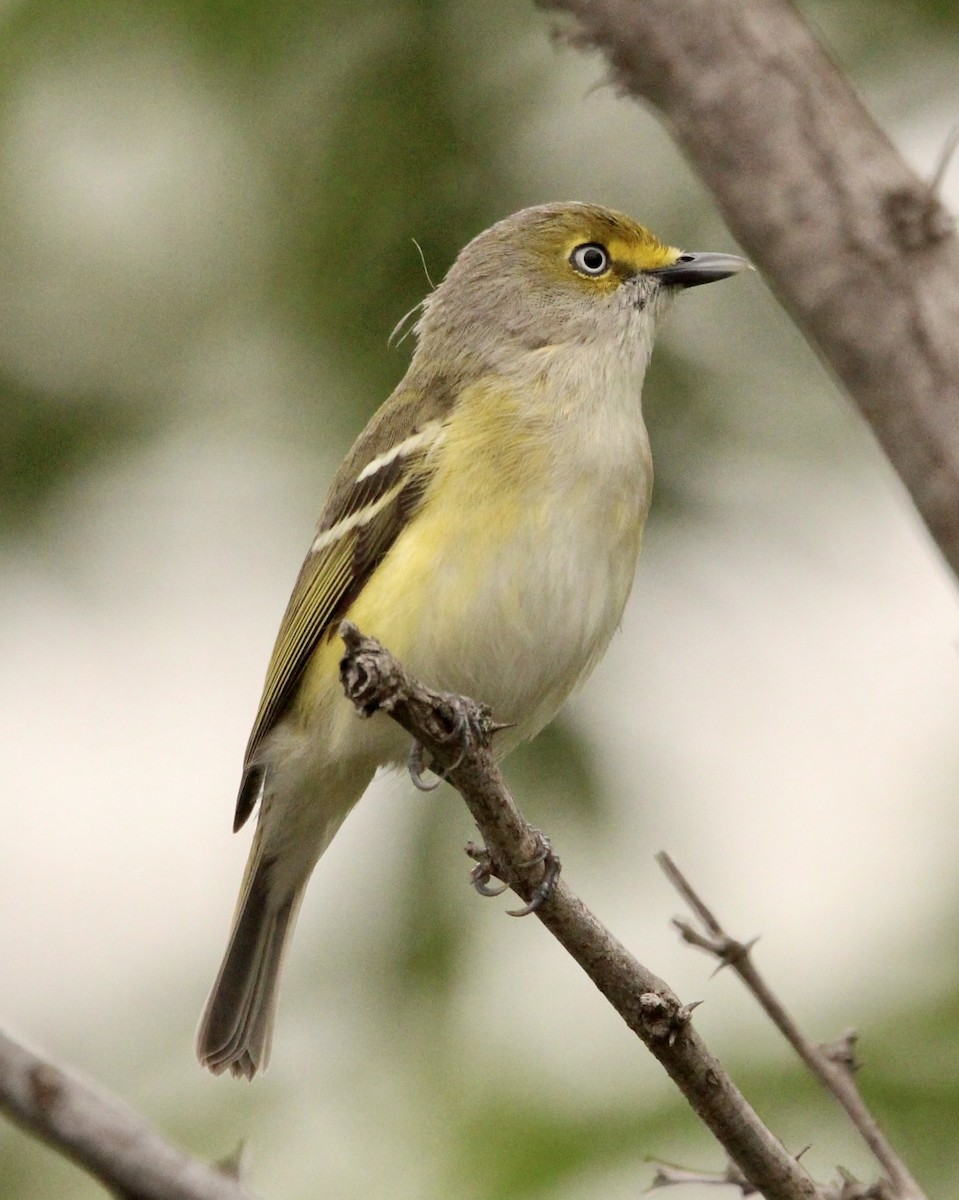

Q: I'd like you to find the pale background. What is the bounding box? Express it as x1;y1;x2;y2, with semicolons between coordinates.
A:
1;2;958;1196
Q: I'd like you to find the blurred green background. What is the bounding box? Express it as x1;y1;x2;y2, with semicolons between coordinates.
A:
1;1;958;1196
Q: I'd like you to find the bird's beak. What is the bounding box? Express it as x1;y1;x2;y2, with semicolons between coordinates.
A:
651;251;752;288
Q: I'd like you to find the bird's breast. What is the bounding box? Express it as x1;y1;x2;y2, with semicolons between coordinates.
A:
367;353;654;745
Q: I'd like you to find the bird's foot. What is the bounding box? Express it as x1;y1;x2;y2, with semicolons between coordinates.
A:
465;833;561;917
466;842;510;897
406;693;492;791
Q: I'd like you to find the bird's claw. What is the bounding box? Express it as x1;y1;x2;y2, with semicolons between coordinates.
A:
465;834;561;917
507;836;561;917
436;694;487;771
407;739;441;791
467;841;506;897
405;694;490;790
470;862;509;897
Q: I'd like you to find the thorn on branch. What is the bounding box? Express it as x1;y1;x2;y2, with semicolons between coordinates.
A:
930;120;959;199
28;1063;63;1114
647;1157;756;1194
215;1143;248;1181
875;116;959;251
883;184;954;251
827;1165;894;1200
883;120;955;252
638;992;699;1045
671;918;759;975
820;1030;861;1076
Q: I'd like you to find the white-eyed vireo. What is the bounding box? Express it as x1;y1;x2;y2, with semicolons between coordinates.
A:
197;202;748;1078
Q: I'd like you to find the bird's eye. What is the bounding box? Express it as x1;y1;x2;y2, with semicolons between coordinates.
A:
570;243;610;277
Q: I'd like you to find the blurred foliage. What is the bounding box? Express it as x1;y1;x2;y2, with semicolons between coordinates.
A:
0;0;957;1197
0;378;163;531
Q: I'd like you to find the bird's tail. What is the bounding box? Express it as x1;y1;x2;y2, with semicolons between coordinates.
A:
196;844;306;1080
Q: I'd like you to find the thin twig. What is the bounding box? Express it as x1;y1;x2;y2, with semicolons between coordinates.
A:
647;1157;755;1193
338;622;822;1200
656;853;926;1200
0;1029;257;1200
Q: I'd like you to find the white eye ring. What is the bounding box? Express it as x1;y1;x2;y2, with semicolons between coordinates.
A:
570;243;610;277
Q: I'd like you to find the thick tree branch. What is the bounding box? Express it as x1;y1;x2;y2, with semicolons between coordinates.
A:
657;853;926;1200
541;0;959;580
339;622;821;1200
0;1030;256;1200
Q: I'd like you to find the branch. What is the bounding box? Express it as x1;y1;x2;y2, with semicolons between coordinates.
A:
541;0;959;580
338;622;821;1200
657;852;925;1200
0;1029;257;1200
647;1157;755;1193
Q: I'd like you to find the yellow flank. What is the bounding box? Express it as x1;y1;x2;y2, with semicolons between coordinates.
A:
295;375;550;727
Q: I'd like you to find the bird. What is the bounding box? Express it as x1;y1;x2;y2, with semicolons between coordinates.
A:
197;201;748;1078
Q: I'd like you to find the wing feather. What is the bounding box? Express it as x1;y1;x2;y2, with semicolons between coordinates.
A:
233;387;452;829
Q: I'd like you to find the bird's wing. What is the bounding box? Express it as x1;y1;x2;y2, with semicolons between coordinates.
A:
233;382;454;831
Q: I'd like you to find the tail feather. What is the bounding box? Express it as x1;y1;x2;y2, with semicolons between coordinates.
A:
196;857;302;1080
199;761;374;1077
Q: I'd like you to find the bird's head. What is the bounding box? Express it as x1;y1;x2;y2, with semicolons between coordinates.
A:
413;202;749;369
